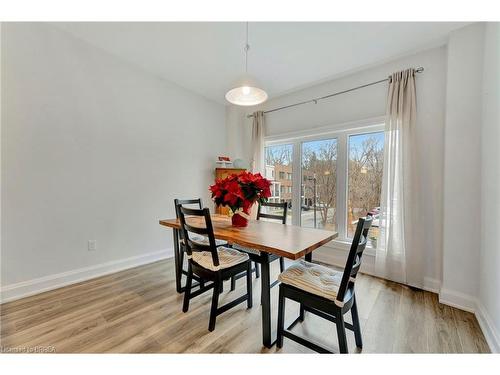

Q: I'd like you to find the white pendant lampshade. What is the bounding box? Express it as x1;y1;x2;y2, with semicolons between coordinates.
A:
226;23;268;106
225;79;268;106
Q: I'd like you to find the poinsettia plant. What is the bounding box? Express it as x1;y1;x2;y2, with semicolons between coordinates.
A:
210;171;272;215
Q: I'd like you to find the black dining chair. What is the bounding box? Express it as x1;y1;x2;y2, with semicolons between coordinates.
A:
178;206;253;331
276;215;372;353
230;201;288;296
174;198;228;248
174;198;227;293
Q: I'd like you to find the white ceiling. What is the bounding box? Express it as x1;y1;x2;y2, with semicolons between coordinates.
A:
54;22;468;104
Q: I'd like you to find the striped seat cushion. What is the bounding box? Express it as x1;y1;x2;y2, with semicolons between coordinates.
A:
180;234;227;247
278;260;343;301
191;247;249;271
232;243;260;255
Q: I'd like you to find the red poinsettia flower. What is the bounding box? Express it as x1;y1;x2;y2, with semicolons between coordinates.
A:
238;171;258;185
210;171;272;213
209;179;224;199
223;179;244;206
254;176;270;190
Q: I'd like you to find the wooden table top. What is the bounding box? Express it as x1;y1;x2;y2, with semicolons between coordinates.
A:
159;214;338;260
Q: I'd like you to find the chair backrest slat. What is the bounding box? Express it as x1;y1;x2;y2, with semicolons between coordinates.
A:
350;255;362;277
174;198;203;218
356;235;368;254
185;238;212;254
174;198;204;250
176;203;220;268
182;222;210;236
336;216;372;305
257;201;288;224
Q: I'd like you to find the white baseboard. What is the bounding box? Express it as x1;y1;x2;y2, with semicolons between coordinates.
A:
475;302;500;353
439;288;476;313
0;249;174;304
422;277;441;294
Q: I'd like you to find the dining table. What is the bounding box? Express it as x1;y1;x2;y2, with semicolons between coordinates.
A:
159;213;338;348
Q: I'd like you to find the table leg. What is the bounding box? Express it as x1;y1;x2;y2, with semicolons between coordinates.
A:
299;252;313;321
173;228;183;293
260;253;274;348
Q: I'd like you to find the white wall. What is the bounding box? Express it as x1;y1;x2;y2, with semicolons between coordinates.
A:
441;23;485;311
226;46;447;291
1;23;225;301
477;22;500;353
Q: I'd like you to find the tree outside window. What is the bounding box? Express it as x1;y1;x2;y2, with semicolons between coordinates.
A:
348;132;384;243
301;139;337;230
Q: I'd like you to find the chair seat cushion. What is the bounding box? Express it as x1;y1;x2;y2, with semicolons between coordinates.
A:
191;247;249;271
278;260;343;301
232;243;260;255
180;234;227;247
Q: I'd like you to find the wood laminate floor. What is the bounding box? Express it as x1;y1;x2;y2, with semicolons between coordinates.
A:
0;258;490;353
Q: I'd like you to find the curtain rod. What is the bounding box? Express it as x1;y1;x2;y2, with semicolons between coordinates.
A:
246;67;424;118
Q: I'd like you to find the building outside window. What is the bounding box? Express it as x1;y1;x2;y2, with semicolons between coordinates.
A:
265;144;294;224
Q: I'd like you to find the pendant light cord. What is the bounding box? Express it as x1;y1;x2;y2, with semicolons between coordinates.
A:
244;22;249;74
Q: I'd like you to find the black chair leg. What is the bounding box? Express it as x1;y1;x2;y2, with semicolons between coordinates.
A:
351;296;363;348
209;279;220;332
255;262;260;278
220;281;224;294
279;257;285;272
335;313;348;353
277;286;285;348
299;304;305;322
231;276;236;291
182;265;192;313
246;262;253;308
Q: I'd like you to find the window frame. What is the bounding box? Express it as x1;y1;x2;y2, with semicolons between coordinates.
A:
264;117;385;245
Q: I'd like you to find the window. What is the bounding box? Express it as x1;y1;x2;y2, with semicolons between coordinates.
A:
347;132;384;242
301;138;337;230
265;123;384;245
270;182;280;198
265;144;293;225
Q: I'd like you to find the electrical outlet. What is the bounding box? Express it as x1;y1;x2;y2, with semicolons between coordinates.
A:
88;240;97;251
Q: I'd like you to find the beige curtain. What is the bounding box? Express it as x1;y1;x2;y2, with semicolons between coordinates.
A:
251;111;265;173
377;68;421;285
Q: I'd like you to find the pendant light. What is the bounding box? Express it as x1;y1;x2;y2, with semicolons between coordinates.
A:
225;22;268;106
